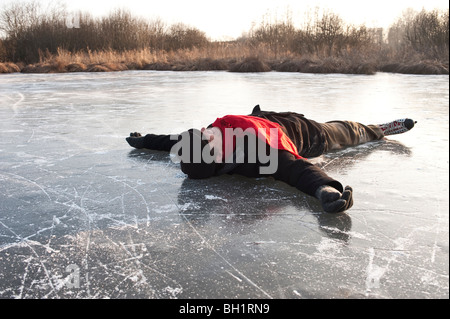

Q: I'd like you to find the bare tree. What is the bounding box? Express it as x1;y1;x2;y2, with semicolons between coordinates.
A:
314;10;344;56
0;0;41;38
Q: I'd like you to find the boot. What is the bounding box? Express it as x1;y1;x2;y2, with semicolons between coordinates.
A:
377;118;417;136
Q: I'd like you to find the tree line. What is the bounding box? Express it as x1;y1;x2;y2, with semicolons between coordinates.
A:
245;7;448;61
0;1;208;63
0;1;448;68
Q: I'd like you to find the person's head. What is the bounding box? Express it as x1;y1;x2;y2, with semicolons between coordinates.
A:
178;128;222;179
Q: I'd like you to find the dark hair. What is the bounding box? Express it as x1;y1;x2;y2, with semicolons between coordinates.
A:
179;129;217;179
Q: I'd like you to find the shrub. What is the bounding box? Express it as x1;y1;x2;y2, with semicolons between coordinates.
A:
229;56;271;72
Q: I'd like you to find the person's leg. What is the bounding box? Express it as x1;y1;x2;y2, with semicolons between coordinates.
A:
321;118;416;152
321;121;384;152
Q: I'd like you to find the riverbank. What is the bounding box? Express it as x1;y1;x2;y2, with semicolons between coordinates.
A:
1;46;448;75
1;56;448;75
2;4;447;76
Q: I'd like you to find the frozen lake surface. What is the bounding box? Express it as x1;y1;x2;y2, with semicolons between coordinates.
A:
0;71;448;299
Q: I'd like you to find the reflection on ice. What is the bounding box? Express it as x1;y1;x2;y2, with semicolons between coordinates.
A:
0;71;448;299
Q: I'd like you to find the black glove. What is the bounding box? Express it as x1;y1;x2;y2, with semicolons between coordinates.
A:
315;185;353;213
126;132;145;149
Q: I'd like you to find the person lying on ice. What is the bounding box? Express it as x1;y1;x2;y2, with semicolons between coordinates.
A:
126;105;416;214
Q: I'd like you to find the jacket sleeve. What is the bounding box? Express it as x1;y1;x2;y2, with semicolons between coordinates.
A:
142;134;179;152
272;151;343;197
223;146;343;197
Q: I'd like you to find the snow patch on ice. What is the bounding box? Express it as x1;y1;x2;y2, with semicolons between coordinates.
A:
315;237;342;255
163;286;183;298
204;195;227;202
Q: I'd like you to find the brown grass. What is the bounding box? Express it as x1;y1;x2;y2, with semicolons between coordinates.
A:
272;59;315;72
229;56;271;72
65;62;87;72
0;62;20;73
0;44;448;75
379;60;449;75
143;62;172;71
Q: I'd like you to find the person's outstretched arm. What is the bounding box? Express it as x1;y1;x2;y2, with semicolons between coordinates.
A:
272;151;353;213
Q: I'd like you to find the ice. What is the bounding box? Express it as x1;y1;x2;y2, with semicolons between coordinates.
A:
0;71;448;298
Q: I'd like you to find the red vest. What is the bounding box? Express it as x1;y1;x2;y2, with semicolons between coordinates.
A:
212;115;303;160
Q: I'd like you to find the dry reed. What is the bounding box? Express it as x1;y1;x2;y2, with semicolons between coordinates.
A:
0;62;20;73
1;45;447;75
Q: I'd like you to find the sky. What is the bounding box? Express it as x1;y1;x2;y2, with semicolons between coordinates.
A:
1;0;449;40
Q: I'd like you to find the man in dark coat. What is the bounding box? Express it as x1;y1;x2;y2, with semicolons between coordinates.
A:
126;105;416;213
